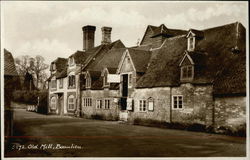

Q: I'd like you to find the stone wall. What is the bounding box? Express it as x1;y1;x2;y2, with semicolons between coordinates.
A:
171;84;213;125
129;84;214;125
81;89;119;120
214;96;246;130
129;87;171;122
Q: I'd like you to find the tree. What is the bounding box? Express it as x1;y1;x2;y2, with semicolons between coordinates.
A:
15;55;49;89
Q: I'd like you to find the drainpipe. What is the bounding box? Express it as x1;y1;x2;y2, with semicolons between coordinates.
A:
79;65;83;117
170;87;172;123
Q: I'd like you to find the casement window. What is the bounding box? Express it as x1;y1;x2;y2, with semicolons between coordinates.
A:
51;96;56;109
82;97;92;107
181;65;193;80
68;75;76;88
103;74;109;87
139;100;147;112
188;37;195;51
68;95;75;110
59;79;63;88
86;75;91;89
148;97;154;111
172;95;183;109
51;80;57;89
128;74;132;87
96;99;102;109
104;99;111;109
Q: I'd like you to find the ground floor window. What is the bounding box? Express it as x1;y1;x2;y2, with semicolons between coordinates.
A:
104;99;111;109
139;100;147;112
82;97;92;107
96;99;102;109
51;96;56;109
172;95;183;109
68;95;75;110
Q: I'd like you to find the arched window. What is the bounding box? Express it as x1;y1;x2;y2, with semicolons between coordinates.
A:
68;95;75;110
51;96;57;109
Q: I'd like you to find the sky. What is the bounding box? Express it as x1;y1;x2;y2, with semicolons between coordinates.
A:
1;1;248;65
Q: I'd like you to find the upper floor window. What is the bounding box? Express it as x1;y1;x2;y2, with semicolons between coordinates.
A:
51;80;57;89
187;37;195;51
181;65;193;81
103;72;109;87
86;73;91;89
128;73;132;87
59;79;63;88
51;63;56;71
69;57;75;66
172;95;183;109
68;75;76;88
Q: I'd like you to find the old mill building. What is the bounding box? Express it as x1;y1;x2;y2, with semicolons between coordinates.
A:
47;22;246;131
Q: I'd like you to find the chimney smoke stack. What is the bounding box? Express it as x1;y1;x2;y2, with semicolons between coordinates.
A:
101;26;112;45
82;25;96;51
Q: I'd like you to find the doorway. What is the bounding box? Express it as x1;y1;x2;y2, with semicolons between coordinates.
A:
58;94;64;116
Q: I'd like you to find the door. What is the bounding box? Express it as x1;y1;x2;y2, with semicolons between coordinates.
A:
122;74;128;97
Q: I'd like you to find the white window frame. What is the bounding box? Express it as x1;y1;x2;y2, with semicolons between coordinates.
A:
69;57;75;66
51;96;57;110
86;74;91;89
181;65;194;80
104;99;111;109
82;97;92;107
139;99;147;112
172;95;183;110
128;73;133;88
51;79;57;89
96;99;102;109
68;95;75;110
59;79;63;88
187;37;195;51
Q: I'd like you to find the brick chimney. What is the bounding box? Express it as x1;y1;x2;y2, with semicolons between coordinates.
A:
101;26;112;45
82;25;96;51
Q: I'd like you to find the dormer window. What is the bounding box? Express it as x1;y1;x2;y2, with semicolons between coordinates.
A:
103;73;109;87
187;37;195;51
179;52;194;82
181;65;193;80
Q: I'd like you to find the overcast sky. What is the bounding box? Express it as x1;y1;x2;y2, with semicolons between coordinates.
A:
2;1;248;65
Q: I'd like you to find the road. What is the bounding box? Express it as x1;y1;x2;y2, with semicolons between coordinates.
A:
5;109;246;157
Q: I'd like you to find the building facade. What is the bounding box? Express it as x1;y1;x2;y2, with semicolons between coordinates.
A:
47;22;246;131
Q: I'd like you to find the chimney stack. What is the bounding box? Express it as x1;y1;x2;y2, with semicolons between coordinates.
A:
82;25;96;51
101;27;112;45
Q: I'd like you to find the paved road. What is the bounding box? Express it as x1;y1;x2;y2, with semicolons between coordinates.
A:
5;109;246;157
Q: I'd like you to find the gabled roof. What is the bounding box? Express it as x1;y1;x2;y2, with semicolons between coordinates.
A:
51;57;67;72
4;49;18;76
186;29;204;38
127;48;152;73
137;22;246;95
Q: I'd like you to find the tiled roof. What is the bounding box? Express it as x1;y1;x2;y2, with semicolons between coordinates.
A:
4;49;18;76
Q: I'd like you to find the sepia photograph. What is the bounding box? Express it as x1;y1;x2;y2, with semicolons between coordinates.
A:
1;1;249;159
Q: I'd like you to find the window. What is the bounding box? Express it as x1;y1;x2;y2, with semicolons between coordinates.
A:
172;95;183;109
68;75;76;88
68;95;75;110
188;37;195;51
82;97;92;107
51;97;56;109
148;97;154;111
51;80;57;89
96;99;102;109
86;76;91;88
59;79;63;88
69;57;74;66
104;99;111;109
51;63;56;71
181;65;193;80
139;100;147;112
103;73;109;87
128;74;132;87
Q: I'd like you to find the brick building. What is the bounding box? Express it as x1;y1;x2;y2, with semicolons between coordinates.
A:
47;22;246;131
